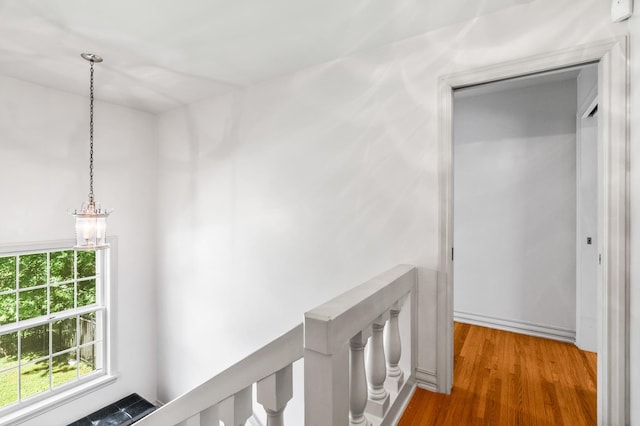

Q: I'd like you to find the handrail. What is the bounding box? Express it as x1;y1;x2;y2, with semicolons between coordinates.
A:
304;264;416;355
136;323;303;426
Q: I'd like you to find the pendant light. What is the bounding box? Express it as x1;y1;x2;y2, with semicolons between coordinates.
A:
71;53;111;250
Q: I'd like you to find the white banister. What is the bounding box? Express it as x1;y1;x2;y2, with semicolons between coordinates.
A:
366;317;390;418
349;332;370;426
136;264;424;426
257;364;294;426
135;324;303;426
304;264;418;426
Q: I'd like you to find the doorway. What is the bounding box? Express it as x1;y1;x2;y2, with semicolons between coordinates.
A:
451;67;593;346
436;38;629;425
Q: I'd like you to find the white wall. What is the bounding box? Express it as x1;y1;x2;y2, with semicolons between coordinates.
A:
629;10;640;425
155;0;627;405
0;75;158;425
453;79;578;337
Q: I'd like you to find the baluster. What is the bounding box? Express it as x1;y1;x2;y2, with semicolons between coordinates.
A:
257;364;293;426
366;314;390;418
349;332;370;426
219;385;252;426
200;404;220;426
384;307;404;391
177;413;200;426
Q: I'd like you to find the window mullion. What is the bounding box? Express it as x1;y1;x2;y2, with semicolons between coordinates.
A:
96;250;102;307
74;250;80;382
17;321;21;403
0;306;105;337
15;254;21;403
76;315;80;380
48;322;53;392
46;252;50;319
73;250;78;312
15;255;19;325
46;252;53;392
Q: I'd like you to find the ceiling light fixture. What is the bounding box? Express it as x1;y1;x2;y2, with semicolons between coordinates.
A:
71;53;111;250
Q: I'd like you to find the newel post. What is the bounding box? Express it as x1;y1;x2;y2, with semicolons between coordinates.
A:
304;316;350;426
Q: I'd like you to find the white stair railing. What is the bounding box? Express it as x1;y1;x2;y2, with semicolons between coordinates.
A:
136;264;420;426
304;264;417;426
135;324;303;426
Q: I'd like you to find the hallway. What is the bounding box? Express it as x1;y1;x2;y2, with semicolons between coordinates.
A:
399;323;596;425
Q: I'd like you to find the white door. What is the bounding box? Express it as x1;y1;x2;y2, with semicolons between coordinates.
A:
576;97;598;352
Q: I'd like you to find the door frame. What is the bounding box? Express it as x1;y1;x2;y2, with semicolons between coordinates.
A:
437;37;629;425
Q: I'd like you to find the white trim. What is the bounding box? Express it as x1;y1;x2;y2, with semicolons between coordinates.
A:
381;379;417;426
414;368;437;392
454;311;576;343
409;269;421;393
0;373;118;426
103;236;117;377
597;37;630;425
437;72;454;396
0;240;81;255
438;37;629;426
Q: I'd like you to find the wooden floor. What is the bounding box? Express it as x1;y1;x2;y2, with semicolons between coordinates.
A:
399;323;597;425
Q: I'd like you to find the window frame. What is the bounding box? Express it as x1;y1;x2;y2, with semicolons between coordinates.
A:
0;237;116;424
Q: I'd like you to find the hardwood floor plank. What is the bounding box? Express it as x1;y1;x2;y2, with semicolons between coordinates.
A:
398;323;596;425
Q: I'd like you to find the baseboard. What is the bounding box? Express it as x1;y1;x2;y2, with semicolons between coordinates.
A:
381;378;416;426
454;311;576;343
414;368;437;392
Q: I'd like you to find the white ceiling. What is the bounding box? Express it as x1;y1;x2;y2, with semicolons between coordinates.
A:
0;0;532;113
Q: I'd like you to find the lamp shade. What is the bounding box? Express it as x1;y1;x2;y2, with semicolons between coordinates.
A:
72;201;110;250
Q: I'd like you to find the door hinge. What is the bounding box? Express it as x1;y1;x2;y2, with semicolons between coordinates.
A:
452;247;454;261
599;253;602;265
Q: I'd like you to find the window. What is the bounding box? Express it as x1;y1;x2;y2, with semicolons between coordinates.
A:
0;241;110;416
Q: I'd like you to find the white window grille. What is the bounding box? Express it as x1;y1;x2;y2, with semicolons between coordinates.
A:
0;240;112;418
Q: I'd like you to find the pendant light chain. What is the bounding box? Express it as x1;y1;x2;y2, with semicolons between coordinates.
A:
88;59;95;204
72;52;110;250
